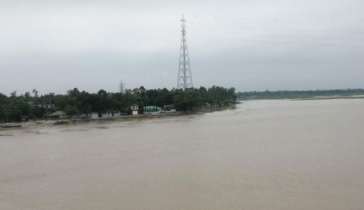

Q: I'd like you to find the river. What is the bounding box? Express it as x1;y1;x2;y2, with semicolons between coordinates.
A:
1;99;364;210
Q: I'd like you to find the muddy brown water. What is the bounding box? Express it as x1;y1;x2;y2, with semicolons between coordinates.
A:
1;99;364;210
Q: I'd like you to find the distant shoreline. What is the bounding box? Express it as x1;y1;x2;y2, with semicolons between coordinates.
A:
293;95;364;100
239;95;364;101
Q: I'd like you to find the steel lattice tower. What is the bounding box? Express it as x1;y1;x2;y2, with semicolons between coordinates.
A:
177;15;193;89
119;79;125;93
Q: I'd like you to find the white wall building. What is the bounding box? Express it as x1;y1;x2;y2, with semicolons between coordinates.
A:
131;105;139;115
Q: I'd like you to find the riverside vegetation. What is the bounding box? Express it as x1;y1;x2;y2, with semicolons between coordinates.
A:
0;86;237;122
3;87;363;122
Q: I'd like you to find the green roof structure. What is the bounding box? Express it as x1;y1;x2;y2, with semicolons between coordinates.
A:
143;106;162;111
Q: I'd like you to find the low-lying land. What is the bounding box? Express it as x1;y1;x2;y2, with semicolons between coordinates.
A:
0;104;237;130
237;88;364;100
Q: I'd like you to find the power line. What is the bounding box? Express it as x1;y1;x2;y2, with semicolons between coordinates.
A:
188;27;364;42
131;33;179;72
189;15;364;23
190;33;364;48
188;21;364;34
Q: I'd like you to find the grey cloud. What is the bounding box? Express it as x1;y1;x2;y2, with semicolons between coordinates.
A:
0;0;363;95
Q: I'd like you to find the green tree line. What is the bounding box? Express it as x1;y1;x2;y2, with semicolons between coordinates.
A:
0;86;237;122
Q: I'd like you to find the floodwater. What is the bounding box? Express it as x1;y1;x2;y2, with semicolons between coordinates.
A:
1;99;364;210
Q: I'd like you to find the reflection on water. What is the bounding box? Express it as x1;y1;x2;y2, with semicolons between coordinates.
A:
1;99;364;210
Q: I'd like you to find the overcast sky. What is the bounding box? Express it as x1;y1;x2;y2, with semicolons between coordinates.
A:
0;0;363;96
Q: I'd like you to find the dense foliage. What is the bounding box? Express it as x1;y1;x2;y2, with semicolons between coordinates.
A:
237;89;364;99
0;86;237;122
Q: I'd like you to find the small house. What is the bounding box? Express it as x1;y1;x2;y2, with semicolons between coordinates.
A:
21;115;29;122
131;105;139;115
49;111;68;119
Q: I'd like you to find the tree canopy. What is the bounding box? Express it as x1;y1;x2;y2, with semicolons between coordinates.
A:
0;86;237;122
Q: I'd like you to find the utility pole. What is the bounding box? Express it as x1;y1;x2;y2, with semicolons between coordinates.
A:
32;89;38;98
177;15;193;90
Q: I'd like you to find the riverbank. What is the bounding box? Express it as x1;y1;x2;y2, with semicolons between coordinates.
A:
0;112;179;130
0;104;238;131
